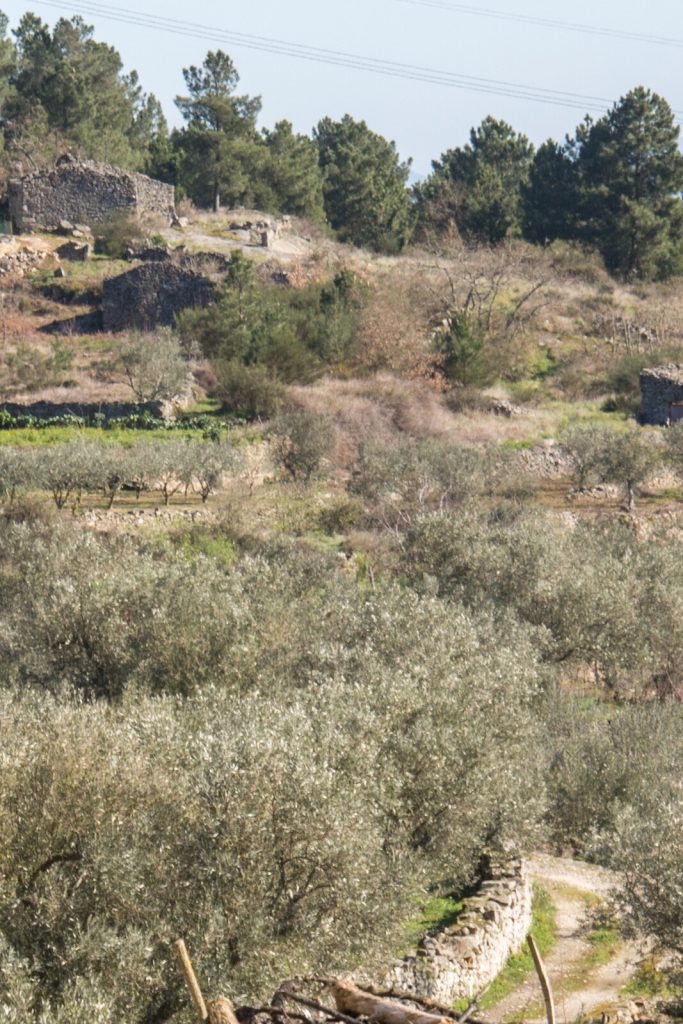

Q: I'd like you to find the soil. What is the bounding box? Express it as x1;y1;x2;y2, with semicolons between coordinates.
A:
485;854;644;1024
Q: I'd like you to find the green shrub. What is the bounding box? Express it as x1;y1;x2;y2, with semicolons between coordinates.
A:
213;360;285;419
95;212;144;258
317;495;364;535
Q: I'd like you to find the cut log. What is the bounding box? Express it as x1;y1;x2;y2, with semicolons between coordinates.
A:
331;981;452;1024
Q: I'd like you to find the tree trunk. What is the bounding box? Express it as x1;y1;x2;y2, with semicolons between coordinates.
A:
213;179;221;213
627;479;636;511
331;981;452;1024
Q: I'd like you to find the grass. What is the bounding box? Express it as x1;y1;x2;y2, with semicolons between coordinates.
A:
478;885;557;1011
622;957;673;999
0;426;200;446
400;894;464;954
582;924;621;970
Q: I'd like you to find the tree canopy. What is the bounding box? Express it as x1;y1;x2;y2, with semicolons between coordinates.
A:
315;114;415;251
417;117;534;244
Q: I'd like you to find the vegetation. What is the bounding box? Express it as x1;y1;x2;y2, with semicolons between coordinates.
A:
6;7;683;1022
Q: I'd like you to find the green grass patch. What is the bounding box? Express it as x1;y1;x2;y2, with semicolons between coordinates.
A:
0;426;204;447
622;957;673;999
400;894;464;954
583;924;621;970
478;885;556;1011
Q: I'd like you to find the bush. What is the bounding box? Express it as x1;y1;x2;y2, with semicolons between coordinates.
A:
269;410;335;480
95;212;145;258
213;360;285;419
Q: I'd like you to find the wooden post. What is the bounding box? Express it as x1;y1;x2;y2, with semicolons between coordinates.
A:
527;935;555;1024
174;938;208;1022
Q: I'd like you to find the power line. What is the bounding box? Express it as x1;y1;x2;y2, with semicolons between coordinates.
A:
28;0;640;115
395;0;683;50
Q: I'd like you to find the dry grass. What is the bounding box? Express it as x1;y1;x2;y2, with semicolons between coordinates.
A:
287;374;556;470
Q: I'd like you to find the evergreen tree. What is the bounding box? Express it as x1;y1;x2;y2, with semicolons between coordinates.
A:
314;114;414;251
174;50;262;211
522;139;579;244
575;87;683;279
7;14;162;168
0;10;15;109
254;120;325;220
418;117;534;243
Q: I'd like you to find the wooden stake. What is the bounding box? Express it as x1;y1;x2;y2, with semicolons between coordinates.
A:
174;938;208;1022
527;935;555;1024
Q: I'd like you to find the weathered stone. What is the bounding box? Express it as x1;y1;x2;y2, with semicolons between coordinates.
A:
639;365;683;425
9;154;175;232
0;400;167;422
102;255;216;332
383;862;532;1004
56;241;92;261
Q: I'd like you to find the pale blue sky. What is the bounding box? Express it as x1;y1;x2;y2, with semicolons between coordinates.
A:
1;0;681;176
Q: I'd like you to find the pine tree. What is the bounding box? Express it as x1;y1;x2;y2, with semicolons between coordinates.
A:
576;87;683;279
314;114;414;252
418;117;534;243
255;120;325;220
174;50;262;212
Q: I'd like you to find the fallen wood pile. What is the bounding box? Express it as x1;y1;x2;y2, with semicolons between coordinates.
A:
174;940;487;1024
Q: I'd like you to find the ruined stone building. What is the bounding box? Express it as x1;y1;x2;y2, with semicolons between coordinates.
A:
9;154;175;232
639;365;683;424
102;252;221;332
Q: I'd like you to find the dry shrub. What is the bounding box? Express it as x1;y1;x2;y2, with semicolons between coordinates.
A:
287;374;556;469
287;375;458;470
354;267;436;378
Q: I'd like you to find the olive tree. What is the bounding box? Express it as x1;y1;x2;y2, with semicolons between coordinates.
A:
119;329;192;403
352;439;497;533
34;441;105;509
0;525;545;1019
564;424;657;509
269;410;334;481
181;439;242;502
0;446;35;506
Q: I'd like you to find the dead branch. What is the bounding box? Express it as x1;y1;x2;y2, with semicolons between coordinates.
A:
280;990;364;1024
331;980;453;1024
350;984;477;1023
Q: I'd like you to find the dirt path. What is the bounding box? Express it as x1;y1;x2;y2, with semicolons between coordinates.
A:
486;854;642;1024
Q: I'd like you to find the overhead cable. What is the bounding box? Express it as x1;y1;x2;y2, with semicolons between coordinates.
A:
396;0;683;50
28;0;640;114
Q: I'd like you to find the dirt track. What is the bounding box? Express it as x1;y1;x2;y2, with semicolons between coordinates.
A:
486;855;642;1024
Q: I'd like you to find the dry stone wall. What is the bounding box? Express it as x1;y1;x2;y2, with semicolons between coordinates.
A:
0;401;166;422
9;156;175;232
386;860;532;1003
639;365;683;425
102;257;217;332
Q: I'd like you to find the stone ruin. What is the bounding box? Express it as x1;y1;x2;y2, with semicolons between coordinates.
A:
639;364;683;425
8;154;175;233
102;251;224;332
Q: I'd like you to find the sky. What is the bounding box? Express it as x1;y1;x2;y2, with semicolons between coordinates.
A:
0;0;681;177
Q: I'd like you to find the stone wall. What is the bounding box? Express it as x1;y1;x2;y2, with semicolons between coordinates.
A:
385;859;532;1003
639;365;683;425
9;155;175;232
102;257;217;332
0;400;167;423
